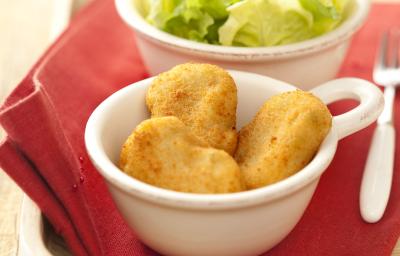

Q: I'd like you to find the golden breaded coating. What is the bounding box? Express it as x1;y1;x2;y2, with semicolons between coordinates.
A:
120;116;245;194
146;63;238;155
235;90;332;189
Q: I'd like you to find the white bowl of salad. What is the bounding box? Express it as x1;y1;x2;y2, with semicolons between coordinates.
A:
115;0;369;90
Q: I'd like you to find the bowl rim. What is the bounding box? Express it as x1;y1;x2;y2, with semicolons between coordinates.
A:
85;70;338;210
115;0;370;60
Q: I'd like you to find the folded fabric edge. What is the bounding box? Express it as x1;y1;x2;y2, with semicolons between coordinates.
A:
0;81;103;255
0;1;140;255
0;74;39;114
0;137;89;256
0;0;107;114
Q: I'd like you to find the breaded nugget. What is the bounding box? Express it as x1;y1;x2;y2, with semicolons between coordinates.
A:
146;63;238;155
235;90;332;189
120;116;245;194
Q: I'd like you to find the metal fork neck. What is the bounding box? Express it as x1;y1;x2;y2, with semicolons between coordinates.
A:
378;85;396;125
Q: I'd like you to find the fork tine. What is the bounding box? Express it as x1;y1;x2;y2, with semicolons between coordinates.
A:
375;31;388;71
393;30;399;68
389;29;399;68
373;31;389;82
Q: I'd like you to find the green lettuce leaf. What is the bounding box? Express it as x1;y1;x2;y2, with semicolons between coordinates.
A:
144;0;240;43
300;0;349;35
218;0;314;46
143;0;349;46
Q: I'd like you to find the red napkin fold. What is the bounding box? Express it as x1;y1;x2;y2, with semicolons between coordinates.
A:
0;1;151;255
1;1;400;255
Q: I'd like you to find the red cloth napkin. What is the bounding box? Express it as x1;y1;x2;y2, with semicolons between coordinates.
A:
0;1;151;255
0;1;399;255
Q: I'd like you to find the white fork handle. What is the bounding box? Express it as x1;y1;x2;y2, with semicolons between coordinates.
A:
360;124;395;223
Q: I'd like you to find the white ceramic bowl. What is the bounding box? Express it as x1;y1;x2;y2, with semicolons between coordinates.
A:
115;0;370;90
85;71;383;256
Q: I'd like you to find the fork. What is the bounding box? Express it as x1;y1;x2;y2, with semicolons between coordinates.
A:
360;30;400;223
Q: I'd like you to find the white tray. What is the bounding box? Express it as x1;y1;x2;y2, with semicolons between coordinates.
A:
18;195;71;256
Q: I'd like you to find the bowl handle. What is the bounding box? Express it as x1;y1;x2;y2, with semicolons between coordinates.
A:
311;78;384;140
